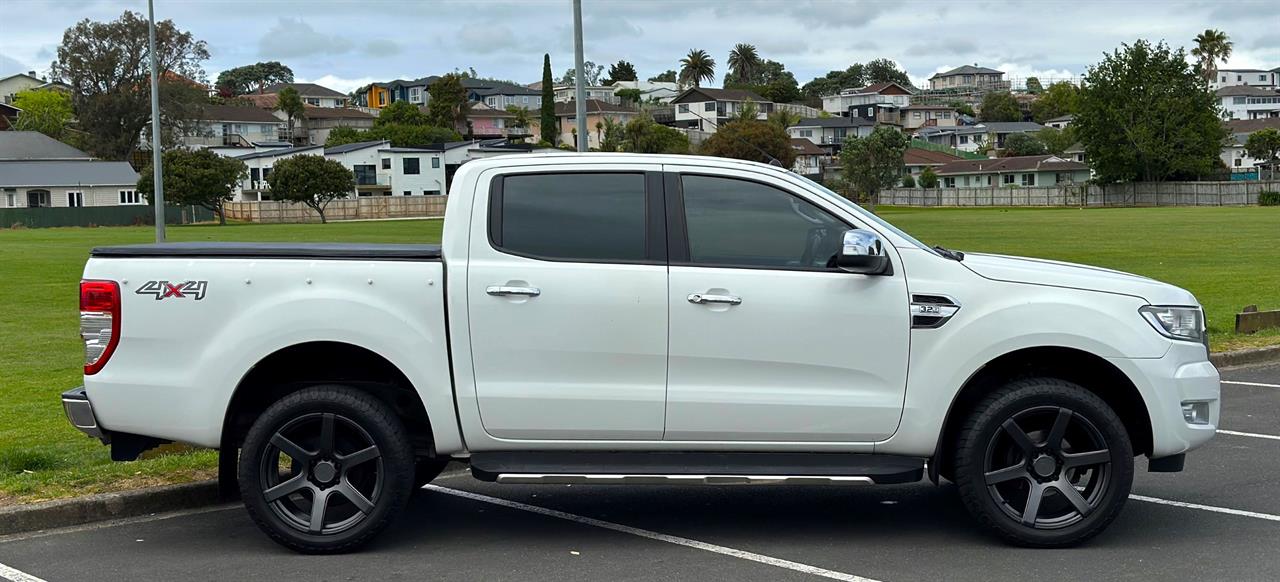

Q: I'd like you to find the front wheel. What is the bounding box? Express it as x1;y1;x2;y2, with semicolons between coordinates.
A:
954;377;1134;547
238;385;416;554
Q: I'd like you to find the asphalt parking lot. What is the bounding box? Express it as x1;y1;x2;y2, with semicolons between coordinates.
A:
3;362;1279;582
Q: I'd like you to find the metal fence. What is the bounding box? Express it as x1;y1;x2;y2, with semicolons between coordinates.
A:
879;180;1280;207
0;205;214;229
224;196;449;223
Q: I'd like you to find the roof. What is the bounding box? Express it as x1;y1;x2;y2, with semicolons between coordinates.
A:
303;106;374;119
1225;118;1280;135
1218;68;1272;73
918;121;1044;136
1216;85;1279;97
381;76;541;96
670;87;767;104
0;131;92;160
324;140;389;155
241;94;278;108
903;148;962;166
234;145;322;161
857;82;914;95
931;65;1004;79
933;155;1088;175
261;83;348;98
792;116;876;128
553;100;641;116
790;138;826;156
901;104;956;111
1045;114;1074;123
467;103;514;118
0;73;45;85
0;160;139;188
378;147;443;153
198;104;283;123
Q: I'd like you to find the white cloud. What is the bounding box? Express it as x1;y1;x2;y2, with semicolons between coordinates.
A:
296;74;379;95
258;17;352;60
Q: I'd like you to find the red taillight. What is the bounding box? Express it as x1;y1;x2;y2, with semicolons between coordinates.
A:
80;280;120;375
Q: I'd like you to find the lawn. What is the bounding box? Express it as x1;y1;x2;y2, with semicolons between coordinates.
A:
1;206;1277;504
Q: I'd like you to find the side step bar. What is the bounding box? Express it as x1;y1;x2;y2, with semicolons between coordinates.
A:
471;451;924;485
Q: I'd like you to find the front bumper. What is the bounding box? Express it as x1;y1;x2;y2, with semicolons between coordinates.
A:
1111;342;1221;460
62;386;107;443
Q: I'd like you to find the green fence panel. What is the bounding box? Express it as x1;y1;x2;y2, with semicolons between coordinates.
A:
0;205;216;229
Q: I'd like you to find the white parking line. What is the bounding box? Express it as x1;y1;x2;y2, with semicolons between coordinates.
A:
1217;429;1280;441
425;485;879;582
0;562;49;582
1221;380;1280;388
1129;494;1280;522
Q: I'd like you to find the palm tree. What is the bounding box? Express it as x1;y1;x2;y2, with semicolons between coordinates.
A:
727;43;761;85
505;105;531;140
679;49;716;88
1191;29;1233;82
768;109;802;129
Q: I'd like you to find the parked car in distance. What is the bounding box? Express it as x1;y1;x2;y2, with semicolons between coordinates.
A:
63;153;1219;552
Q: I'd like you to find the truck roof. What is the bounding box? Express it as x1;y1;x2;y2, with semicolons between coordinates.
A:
454;152;795;183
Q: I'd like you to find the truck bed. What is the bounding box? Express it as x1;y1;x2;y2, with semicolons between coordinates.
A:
91;242;442;261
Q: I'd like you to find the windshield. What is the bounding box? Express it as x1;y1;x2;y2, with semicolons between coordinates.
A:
792;175;937;254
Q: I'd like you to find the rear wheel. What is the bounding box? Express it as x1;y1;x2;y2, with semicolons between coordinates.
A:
238;385;415;554
954;377;1133;547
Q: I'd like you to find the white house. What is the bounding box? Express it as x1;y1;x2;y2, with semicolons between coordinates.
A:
1209;68;1279;91
670;88;772;133
821;82;913;117
790;138;827;176
232;145;324;201
180;104;285;149
1216;85;1280;120
787;117;876;151
0;132;140;208
553;85;619;103
0;72;71;105
1044;114;1074;130
915;122;1045;154
259;82;350;108
378;147;446;196
610;80;680;103
1220;118;1280;175
900;105;958;132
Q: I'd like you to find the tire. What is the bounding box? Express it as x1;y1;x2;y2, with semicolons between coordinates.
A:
238;385;415;554
413;457;450;489
953;377;1134;547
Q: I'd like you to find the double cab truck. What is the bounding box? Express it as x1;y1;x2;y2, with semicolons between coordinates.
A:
63;154;1219;552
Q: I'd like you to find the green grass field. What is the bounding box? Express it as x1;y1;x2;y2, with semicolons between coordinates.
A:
1;207;1277;504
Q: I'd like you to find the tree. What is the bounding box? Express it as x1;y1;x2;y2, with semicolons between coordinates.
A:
426;73;469;133
699;120;796;168
768;109;802;130
540;54;556;145
919;166;940;188
615;88;642;105
602;60;637;85
648;70;677;83
1245;128;1280;167
728;59;801;103
731;99;760;123
802;64;865;100
560;61;603;86
1030;81;1080;123
901;174;916;187
726;43;761;85
376;100;429;127
948;100;976;117
267;155;354;223
621;116;689;154
979;91;1023;122
324;126;364;147
51;11;210;160
369;124;460;147
277;86;305;142
1024;77;1044;94
679;49;716;88
1075;39;1227;182
11;89;74;140
215;61;293;96
136;148;246;225
599;116;625;151
1001;133;1048;157
863;58;913;87
1036;127;1077;156
839;126;909;201
1191;29;1232;82
505;105;531;142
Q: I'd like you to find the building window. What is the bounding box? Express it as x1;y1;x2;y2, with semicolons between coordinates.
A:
941;111;951;119
67;191;84;207
4;189;14;207
523;96;529;104
799;129;812;137
119;189;142;204
377;92;386;106
943;177;956;188
678;104;689;113
1021;173;1035;186
409;87;421;103
1262;75;1269;82
1234;158;1242;167
431;157;440;169
1237;75;1242;82
381;158;391;169
913;111;922;119
403;157;420;175
1002;174;1015;185
305;97;320;106
703;101;715;112
959;135;969;144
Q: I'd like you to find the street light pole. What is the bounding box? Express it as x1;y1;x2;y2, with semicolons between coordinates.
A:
572;0;587;152
147;0;165;242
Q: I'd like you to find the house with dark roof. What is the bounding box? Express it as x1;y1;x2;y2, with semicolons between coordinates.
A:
292;106;375;145
260;82;350;108
901;104;959;132
358;76;543;111
178;104;286;149
787;116;876;154
902;148;963;180
790;138;828;176
0;132;140;209
1044;114;1074;130
931;155;1089;188
915;121;1045;154
1216;85;1280;120
928;65;1009;91
670;87;772;133
1221;117;1280;177
821;82;914;122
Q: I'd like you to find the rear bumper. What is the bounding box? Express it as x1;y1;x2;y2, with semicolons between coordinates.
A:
62;386;107;443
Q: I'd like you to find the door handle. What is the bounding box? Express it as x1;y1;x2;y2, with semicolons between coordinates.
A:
688;293;742;305
487;285;541;297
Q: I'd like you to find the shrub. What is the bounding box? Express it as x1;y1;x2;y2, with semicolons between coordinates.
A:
1260;191;1280;206
901;174;916;188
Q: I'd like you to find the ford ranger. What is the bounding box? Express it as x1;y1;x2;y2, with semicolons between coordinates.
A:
62;154;1219;553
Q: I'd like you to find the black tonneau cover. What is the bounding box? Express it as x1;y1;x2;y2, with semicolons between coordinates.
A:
91;242;442;261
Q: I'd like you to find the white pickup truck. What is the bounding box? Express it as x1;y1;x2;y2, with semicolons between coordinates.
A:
63;154;1219;552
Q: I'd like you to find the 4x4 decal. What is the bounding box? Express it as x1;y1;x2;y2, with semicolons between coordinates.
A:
135;280;208;301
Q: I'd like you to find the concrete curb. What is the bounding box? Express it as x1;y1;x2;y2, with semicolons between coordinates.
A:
0;480;222;536
1212;345;1280;369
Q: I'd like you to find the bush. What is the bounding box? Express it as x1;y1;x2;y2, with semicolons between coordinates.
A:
901;174;916;188
1260;191;1280;206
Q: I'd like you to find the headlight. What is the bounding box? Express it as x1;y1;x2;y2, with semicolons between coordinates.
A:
1139;305;1205;344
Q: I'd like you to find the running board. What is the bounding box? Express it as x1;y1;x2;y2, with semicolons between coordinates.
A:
470;451;924;485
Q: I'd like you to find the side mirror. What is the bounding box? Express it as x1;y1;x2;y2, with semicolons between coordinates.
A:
836;229;892;275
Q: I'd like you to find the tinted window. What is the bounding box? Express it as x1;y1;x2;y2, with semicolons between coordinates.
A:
681;175;845;269
403;157;420;174
498;173;647;262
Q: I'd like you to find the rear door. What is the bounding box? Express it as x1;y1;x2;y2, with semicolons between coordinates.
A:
465;166;669;440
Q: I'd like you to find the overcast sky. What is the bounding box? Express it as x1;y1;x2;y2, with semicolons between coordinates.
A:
2;0;1278;93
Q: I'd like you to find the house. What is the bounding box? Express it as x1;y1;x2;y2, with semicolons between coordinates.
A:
0;72;71;105
928;65;1009;91
1209;68;1278;91
553;85;619;103
900;105;958;132
232;145;324;201
259;82;350;108
179;104;286;149
0;131;140;208
376;147;447;196
1044;114;1074;130
1216;85;1280;120
466;103;533;140
670;88;773;133
787;117;876;154
359;77;543;110
821;82;913;124
789;138;828;176
931;154;1090;188
284;106;376;146
915;121;1045;154
610;80;680;103
902;147;963;179
1220;118;1280;176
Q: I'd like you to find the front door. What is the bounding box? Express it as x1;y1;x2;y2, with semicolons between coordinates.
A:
662;169;911;442
466;168;669;440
